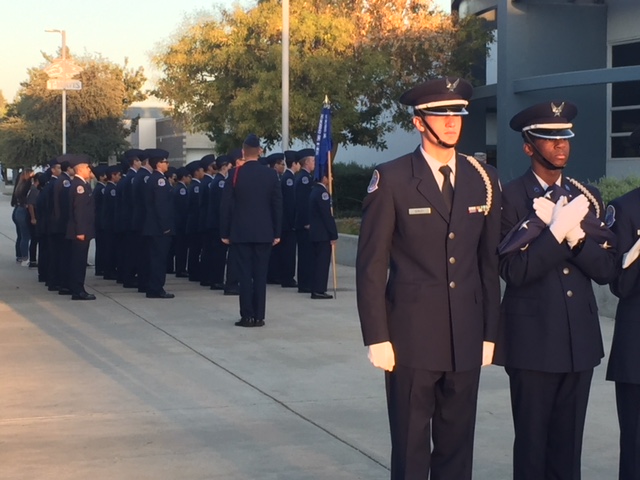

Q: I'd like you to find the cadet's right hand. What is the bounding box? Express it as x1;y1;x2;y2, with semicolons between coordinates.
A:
549;195;589;244
367;341;395;371
533;197;554;225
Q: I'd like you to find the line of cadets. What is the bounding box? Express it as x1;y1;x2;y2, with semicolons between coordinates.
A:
32;147;337;301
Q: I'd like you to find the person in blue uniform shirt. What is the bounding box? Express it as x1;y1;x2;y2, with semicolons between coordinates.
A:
198;154;217;286
206;155;232;290
51;159;75;295
279;150;300;288
101;165;121;281
142;149;175;299
92;165;108;276
119;150;142;288
294;148;316;293
356;77;501;480
606;126;640;480
308;170;338;299
494;101;617;480
186;160;205;282
172;167;191;278
65;154;96;300
220;134;283;327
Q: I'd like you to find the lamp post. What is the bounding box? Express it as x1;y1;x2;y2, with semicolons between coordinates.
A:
45;29;67;154
282;0;289;151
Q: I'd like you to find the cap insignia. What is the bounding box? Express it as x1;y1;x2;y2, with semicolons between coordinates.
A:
551;102;565;117
446;78;459;93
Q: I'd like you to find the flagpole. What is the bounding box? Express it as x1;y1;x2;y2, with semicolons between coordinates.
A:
324;95;338;299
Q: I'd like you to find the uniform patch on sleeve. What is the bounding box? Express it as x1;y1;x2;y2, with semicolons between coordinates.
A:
605;205;616;228
302;176;309;185
158;178;166;187
144;176;149;183
286;178;294;186
180;188;187;196
322;192;329;201
76;185;84;194
218;180;225;188
194;186;200;194
367;169;380;193
63;179;71;188
110;189;116;197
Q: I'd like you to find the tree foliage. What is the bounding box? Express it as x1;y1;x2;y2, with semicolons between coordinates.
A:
152;0;493;153
0;54;147;169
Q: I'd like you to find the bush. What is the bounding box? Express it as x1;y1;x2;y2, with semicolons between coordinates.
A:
591;176;640;205
331;161;376;218
336;217;361;235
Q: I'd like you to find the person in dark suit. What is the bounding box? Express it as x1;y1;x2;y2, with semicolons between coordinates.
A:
494;101;617;480
606;126;640;480
186;160;205;282
101;165;121;280
294;148;316;293
65;154;96;300
132;152;153;293
220;134;283;327
91;165;107;276
119;150;143;288
308;173;338;299
279;150;300;288
206;155;232;290
142;149;175;299
51;159;75;295
172;167;191;277
43;160;61;291
198;154;216;286
356;77;501;480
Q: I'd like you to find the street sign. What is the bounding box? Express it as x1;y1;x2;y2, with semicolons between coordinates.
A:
44;58;83;79
46;79;82;90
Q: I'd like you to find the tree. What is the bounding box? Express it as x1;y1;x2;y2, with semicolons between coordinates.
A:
152;0;493;153
0;54;147;169
0;90;6;117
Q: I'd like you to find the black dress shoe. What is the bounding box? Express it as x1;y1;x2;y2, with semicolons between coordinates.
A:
234;317;254;327
254;319;265;327
146;292;175;299
210;283;225;290
298;288;312;294
58;288;72;296
72;292;96;301
48;285;60;292
137;287;147;293
175;272;189;278
224;289;240;296
103;274;117;280
95;270;104;276
311;292;333;299
123;282;138;289
281;281;298;288
200;281;211;287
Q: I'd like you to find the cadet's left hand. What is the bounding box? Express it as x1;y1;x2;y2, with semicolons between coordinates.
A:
76;234;85;241
272;238;280;246
482;341;495;367
221;238;230;245
533;197;554;225
622;237;640;269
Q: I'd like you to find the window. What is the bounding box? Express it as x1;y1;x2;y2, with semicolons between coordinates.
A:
611;42;640;159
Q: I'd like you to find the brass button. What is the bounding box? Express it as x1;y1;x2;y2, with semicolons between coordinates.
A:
449;281;456;288
567;290;573;297
563;267;570;275
448;232;455;240
449;257;456;264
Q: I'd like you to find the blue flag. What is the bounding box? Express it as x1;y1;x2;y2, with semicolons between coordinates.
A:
314;101;332;182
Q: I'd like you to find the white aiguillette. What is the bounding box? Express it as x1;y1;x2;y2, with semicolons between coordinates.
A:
408;207;431;215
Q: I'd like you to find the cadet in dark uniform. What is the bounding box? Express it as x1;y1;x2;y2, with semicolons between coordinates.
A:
51;159;75;294
101;165;121;280
173;167;191;277
142;149;175;299
66;154;96;300
34;169;51;283
132;152;153;293
606;127;640;480
223;150;243;296
220;134;283;327
266;152;285;285
186;160;205;282
198;154;216;286
119;150;142;287
356;78;501;480
294;148;316;293
279;150;300;288
206;155;231;289
92;165;107;276
494;101;617;480
165;166;178;274
308;171;338;299
41;159;61;289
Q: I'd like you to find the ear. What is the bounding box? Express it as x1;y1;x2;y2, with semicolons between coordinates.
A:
523;142;534;157
412;116;426;132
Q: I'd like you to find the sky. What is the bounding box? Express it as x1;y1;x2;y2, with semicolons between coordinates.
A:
1;0;450;104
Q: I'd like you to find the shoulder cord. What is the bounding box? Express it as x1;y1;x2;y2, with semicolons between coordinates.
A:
566;177;600;219
463;155;493;215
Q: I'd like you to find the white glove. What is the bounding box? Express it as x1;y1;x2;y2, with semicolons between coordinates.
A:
482;341;495;367
622;237;640;269
368;341;395;371
549;195;589;244
533;197;555;225
566;225;586;249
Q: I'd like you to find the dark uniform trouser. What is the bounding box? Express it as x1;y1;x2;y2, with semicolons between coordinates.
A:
174;232;188;274
225;244;239;290
200;230;215;284
135;233;150;290
58;236;73;290
235;242;271;321
267;242;281;283
506;367;593;480
311;241;331;293
47;233;59;287
69;238;91;296
296;229;313;290
103;231;117;278
279;229;296;285
615;382;640;480
147;235;171;295
38;235;48;282
386;366;481;480
122;231;138;285
210;231;227;285
188;233;202;281
94;229;105;275
166;236;176;274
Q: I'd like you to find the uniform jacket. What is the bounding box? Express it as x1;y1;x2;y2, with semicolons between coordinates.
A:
186;179;201;235
143;171;175;236
494;169;617;373
220;161;283;243
35;184;48;237
309;183;338;242
356;149;502;371
117;168;136;233
101;181;118;232
51;172;73;234
132;167;151;232
205;173;226;232
606;187;640;383
294;169;313;229
281;169;296;232
198;174;213;232
41;175;57;235
66;177;95;240
93;182;106;231
172;181;189;234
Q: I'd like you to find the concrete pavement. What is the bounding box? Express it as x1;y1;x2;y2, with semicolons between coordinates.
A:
0;186;621;479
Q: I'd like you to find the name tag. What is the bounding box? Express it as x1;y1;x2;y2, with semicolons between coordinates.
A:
409;207;431;215
468;205;489;214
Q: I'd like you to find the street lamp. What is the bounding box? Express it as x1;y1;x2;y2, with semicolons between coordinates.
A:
45;29;67;154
